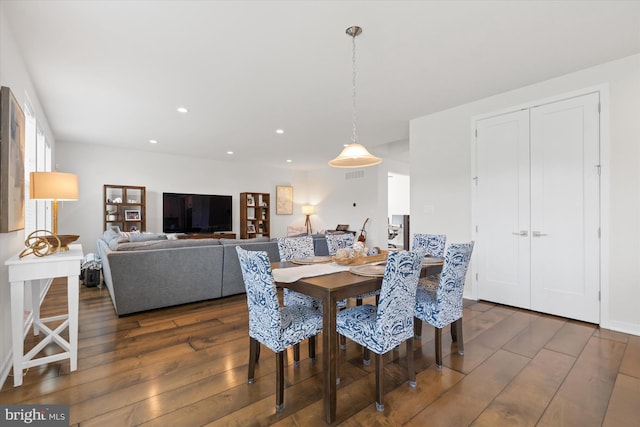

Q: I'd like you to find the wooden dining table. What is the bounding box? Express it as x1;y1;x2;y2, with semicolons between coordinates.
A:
272;257;443;424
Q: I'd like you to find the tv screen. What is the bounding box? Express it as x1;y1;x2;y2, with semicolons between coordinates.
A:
163;192;232;234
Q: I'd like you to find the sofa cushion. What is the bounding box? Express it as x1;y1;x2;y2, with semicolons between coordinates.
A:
219;237;271;245
111;238;221;251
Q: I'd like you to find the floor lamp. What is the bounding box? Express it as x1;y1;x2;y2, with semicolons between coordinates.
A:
302;205;315;235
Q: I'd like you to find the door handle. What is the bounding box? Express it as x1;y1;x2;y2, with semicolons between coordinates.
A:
512;231;528;236
532;231;547;237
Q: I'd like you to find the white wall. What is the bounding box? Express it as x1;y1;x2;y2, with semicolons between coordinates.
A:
301;164;388;249
410;54;640;335
0;4;58;387
55;142;314;254
388;172;410;218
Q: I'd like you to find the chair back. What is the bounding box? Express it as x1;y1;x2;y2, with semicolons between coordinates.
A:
435;241;475;323
277;236;315;261
412;233;446;257
325;233;354;255
236;247;282;348
375;250;424;349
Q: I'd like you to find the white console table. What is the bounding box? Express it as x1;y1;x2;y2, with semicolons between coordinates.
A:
5;243;83;386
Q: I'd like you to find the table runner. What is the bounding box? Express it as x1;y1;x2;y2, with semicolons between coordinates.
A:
272;263;351;283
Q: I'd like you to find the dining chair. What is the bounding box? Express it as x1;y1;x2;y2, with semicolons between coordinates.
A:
411;233;447;257
412;233;447;300
414;241;474;369
236;246;323;412
336;250;423;412
326;232;380;307
277;236;319;309
325;232;355;255
278;236;349;354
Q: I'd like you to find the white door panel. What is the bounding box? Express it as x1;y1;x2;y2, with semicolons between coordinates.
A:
476;110;530;307
530;93;600;323
475;92;600;324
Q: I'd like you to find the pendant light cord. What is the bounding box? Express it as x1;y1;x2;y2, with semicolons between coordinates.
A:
351;32;358;144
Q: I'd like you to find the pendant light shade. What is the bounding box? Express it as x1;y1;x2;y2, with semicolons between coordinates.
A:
328;143;382;168
329;26;382;168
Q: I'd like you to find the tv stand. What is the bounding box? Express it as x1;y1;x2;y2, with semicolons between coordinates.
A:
176;233;236;240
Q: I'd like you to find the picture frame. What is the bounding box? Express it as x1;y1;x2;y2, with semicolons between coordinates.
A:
0;86;26;233
276;185;293;215
246;195;255;206
125;209;141;221
247;223;256;233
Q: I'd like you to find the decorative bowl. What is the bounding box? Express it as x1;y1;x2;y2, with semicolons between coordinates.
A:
41;234;80;251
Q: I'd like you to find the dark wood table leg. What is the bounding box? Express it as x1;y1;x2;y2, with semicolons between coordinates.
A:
323;292;337;423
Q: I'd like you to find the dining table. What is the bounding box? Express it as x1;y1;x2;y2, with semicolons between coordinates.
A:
272;255;444;424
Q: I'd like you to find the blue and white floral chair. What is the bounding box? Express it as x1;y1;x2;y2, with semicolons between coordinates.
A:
277;236;319;309
414;241;474;369
236;246;323;412
278;236;348;354
412;233;447;301
412;233;447;257
326;232;380;308
325;233;354;255
336;250;423;412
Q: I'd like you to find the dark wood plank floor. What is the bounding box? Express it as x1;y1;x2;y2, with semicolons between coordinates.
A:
1;279;639;426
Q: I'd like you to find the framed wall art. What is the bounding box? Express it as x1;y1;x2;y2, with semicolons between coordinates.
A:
276;185;293;215
0;86;25;233
125;210;141;221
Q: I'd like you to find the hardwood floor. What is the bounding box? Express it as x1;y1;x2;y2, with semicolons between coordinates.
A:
1;279;639;426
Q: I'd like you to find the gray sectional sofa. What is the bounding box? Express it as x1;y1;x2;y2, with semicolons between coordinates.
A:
97;231;330;316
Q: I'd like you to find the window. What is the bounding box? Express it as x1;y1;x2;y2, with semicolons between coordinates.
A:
23;96;51;236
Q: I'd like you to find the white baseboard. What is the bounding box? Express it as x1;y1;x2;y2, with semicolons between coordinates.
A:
0;350;12;389
600;319;640;337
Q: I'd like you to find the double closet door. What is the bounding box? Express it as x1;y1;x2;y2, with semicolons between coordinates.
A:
474;92;600;323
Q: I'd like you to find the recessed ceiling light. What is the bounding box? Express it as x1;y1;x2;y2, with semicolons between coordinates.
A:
276;129;284;134
227;151;234;155
177;107;188;113
149;139;158;144
286;159;292;163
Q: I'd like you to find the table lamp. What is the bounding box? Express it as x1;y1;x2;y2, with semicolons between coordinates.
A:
29;171;79;251
302;205;315;235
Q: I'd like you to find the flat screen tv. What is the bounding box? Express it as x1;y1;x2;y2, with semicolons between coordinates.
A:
163;192;232;234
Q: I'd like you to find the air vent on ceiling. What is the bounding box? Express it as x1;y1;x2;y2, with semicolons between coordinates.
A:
345;170;365;180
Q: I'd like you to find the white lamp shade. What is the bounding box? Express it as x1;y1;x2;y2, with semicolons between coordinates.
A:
328;143;382;168
301;205;315;215
30;171;79;200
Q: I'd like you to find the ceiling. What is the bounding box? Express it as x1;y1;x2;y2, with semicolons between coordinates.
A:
4;1;640;170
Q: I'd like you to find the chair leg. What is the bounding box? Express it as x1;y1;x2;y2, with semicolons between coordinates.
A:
293;343;300;367
356;298;363;306
451;320;457;341
407;337;416;387
255;341;261;362
434;327;443;369
248;337;257;384
414;317;423;339
309;336;316;361
340;333;347;350
375;352;384;411
363;347;371;366
276;351;285;412
455;319;464;355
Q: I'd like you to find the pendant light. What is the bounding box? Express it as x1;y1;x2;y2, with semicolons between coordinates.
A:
329;26;382;168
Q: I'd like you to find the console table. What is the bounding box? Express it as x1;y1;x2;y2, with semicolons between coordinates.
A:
5;244;83;386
